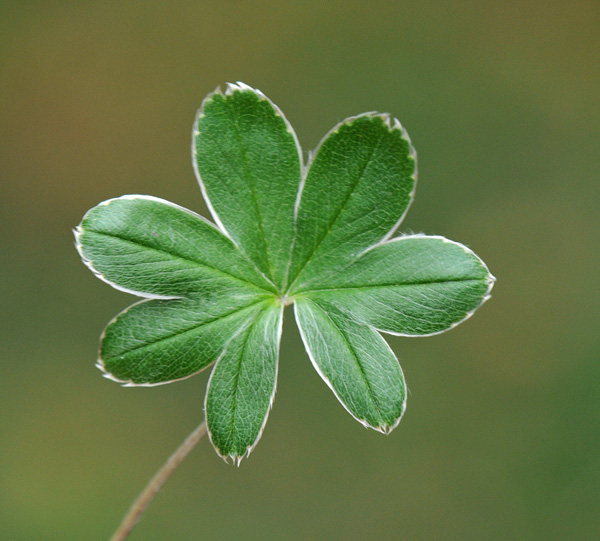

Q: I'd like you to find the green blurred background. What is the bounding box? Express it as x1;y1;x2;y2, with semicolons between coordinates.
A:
1;1;598;539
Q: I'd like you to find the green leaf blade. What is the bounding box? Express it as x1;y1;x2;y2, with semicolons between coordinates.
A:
287;113;417;291
99;294;271;385
295;299;406;433
297;235;494;336
193;83;302;289
205;302;283;463
76;82;496;462
75;195;275;298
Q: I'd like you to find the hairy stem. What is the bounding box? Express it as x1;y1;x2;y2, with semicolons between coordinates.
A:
110;420;208;541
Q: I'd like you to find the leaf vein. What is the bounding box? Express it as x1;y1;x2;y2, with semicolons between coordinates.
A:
227;103;274;283
104;299;267;361
287;131;384;290
310;300;383;422
296;277;484;294
86;230;273;293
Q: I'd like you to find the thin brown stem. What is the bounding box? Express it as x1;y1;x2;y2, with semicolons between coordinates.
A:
110;420;208;541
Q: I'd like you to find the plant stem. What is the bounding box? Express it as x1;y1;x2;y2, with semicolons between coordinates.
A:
110;420;208;541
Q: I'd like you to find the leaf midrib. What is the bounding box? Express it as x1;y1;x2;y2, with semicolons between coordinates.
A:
286;130;384;292
228;320;254;454
103;298;268;360
293;277;486;295
309;300;384;424
86;229;275;293
227;98;274;283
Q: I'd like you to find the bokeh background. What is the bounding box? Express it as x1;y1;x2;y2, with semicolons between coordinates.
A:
1;1;598;539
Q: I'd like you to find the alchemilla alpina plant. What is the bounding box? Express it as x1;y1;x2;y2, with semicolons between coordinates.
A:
77;82;494;466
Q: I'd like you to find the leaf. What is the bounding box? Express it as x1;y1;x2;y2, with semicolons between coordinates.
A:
294;235;494;336
193;83;302;288
295;298;406;433
76;195;275;298
205;302;283;463
77;83;495;461
99;295;271;385
287;113;416;292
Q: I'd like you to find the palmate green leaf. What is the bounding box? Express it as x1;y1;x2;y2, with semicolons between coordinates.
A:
293;235;495;336
193;82;302;288
205;302;283;463
295;299;406;433
77;82;495;463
